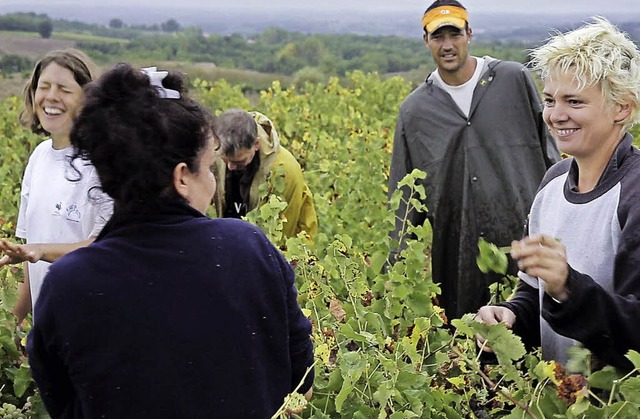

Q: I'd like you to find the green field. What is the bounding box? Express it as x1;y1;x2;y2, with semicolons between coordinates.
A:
52;31;130;44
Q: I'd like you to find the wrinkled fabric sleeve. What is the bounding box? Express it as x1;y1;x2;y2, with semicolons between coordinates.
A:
295;184;318;238
277;151;318;239
27;274;76;418
281;173;317;239
88;184;114;238
542;232;640;370
16;153;35;240
500;279;541;350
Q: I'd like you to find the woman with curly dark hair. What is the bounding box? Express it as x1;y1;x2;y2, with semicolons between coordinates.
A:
27;63;314;418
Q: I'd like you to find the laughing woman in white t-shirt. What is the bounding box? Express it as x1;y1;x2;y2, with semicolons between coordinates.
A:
0;49;113;323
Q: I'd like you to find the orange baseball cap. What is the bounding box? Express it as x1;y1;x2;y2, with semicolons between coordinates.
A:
422;3;469;33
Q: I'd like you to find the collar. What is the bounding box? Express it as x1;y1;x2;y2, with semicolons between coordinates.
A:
565;133;635;201
96;198;204;241
425;55;499;85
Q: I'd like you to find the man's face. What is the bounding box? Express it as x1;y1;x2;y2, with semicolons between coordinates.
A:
425;25;472;75
223;142;259;171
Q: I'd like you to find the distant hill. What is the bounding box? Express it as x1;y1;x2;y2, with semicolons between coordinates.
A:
1;4;639;43
1;5;639;100
188;10;640;44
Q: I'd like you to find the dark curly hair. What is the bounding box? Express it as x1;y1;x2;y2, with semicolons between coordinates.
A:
70;63;216;213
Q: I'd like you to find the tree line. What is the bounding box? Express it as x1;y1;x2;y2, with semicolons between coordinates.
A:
0;12;532;81
0;12;52;38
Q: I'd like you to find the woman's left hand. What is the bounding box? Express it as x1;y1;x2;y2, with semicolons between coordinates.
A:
511;234;569;301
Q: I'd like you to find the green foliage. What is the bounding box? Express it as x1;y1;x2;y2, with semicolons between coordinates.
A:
631;124;640;148
477;238;508;275
0;13;50;34
0;55;33;76
471;40;530;65
160;19;181;33
292;67;328;86
0;12;540;81
192;78;251;114
0;11;557;93
241;163;315;248
0;96;48;417
257;72;411;248
477;238;518;305
1;69;640;418
56;19;157;39
108;18;124;29
224;76;640;417
36;20;52;39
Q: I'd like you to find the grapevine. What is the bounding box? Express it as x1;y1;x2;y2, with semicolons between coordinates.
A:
0;73;639;417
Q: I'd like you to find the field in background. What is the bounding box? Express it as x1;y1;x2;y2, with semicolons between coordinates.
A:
0;31;74;59
0;30;431;102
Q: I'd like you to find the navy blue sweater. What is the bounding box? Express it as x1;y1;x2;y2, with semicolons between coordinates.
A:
28;201;314;418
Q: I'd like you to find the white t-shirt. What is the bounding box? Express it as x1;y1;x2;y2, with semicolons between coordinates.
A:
16;140;113;313
432;56;485;117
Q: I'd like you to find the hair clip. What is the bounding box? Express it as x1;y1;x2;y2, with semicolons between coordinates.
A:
140;66;180;99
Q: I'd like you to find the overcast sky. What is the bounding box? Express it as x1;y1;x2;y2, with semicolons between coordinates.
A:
1;0;638;33
3;0;639;14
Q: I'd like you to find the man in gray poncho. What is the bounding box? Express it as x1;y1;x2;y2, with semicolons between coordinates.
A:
388;0;560;320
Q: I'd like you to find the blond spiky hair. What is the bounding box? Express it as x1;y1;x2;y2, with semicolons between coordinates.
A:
529;17;640;130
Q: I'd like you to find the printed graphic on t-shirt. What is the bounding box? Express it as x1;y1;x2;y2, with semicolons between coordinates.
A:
51;202;81;223
66;204;81;222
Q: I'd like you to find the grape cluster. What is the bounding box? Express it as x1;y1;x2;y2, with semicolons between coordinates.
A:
554;363;588;405
0;402;26;418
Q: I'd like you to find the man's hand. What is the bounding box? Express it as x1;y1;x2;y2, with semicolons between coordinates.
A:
511;234;569;301
474;306;516;352
0;239;43;267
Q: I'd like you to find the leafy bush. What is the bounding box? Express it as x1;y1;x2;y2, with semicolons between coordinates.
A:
0;55;33;76
292;67;328;87
0;73;640;418
0;96;48;417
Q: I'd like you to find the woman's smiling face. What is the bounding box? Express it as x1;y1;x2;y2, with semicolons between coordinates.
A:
34;62;84;146
542;68;628;160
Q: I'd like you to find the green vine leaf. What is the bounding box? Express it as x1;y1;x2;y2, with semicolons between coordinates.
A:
13;363;32;398
471;320;526;365
335;351;367;412
626;350;640;370
477;237;508;275
620;377;640;404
